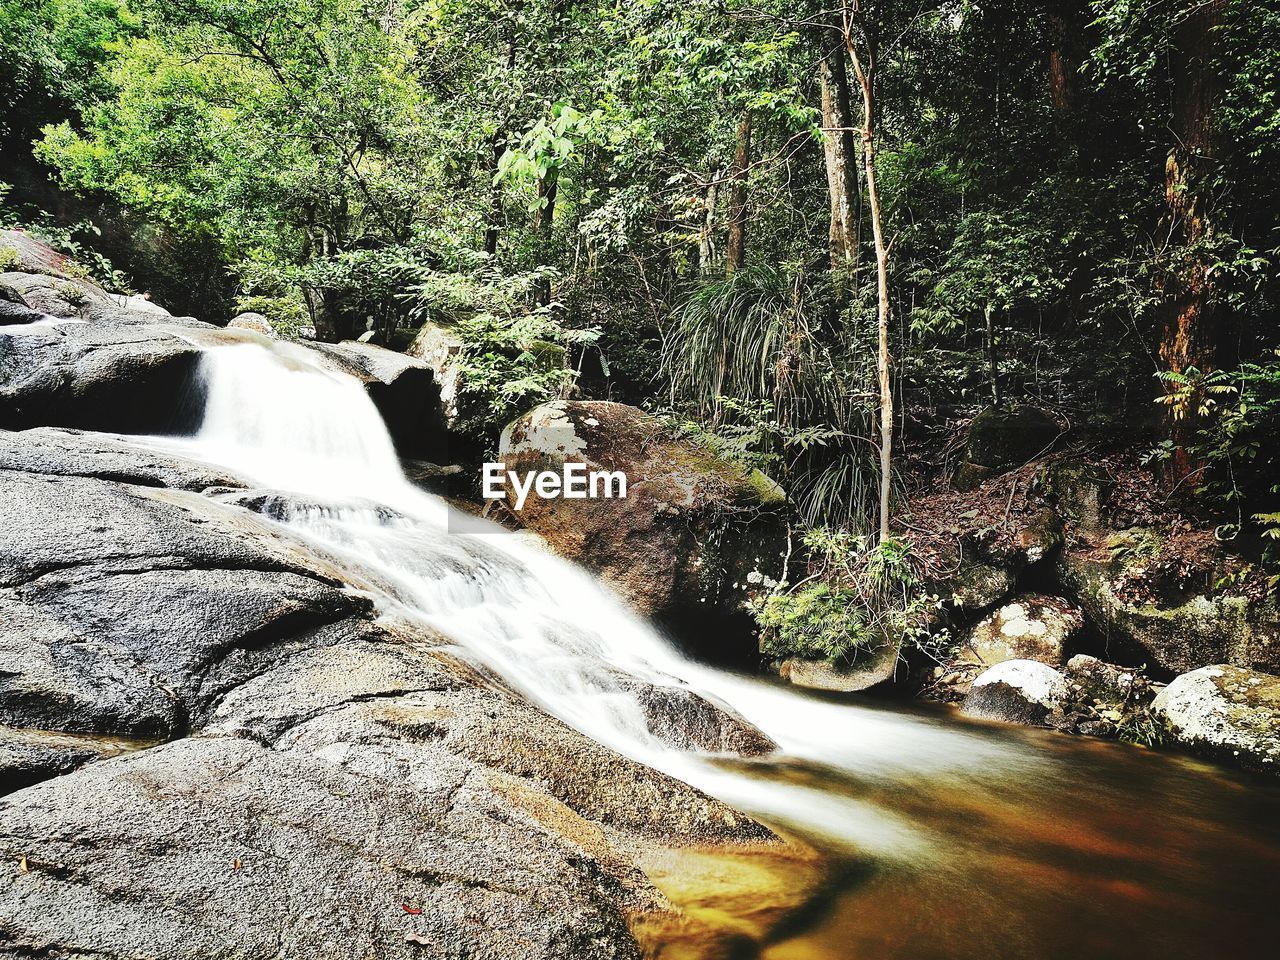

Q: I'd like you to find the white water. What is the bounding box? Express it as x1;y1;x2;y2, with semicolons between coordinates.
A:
156;338;1052;856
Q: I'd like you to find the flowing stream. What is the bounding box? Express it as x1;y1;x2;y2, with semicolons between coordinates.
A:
153;337;1278;958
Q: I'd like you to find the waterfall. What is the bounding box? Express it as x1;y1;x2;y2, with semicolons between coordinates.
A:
157;337;1045;855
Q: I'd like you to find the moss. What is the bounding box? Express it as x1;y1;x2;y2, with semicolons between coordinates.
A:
744;468;786;506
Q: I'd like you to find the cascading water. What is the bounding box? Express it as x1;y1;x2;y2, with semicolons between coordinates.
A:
173;339;985;852
147;335;1278;959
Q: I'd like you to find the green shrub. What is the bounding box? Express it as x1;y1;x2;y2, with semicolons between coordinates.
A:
757;583;878;662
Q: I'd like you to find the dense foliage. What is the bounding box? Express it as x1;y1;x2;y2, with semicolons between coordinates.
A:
2;0;1277;550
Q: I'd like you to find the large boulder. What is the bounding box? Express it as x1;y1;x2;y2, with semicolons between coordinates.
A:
0;427;818;957
1057;527;1280;675
960;659;1070;725
227;311;276;336
498;401;786;644
954;405;1062;490
0;229;75;276
1152;665;1280;774
0;271;214;434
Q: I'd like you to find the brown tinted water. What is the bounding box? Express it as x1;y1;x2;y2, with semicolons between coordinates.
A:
667;703;1280;960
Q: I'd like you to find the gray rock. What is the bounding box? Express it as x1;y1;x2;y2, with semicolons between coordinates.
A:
228;311;276;336
0;461;367;737
0;725;148;796
960;659;1070;725
1153;665;1280;774
0;426;243;491
0;430;814;957
0;307;205;433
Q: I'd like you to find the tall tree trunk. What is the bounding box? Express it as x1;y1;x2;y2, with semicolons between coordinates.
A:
820;41;859;279
1045;0;1084;116
844;1;893;544
1159;0;1226;482
725;111;751;277
485;36;519;257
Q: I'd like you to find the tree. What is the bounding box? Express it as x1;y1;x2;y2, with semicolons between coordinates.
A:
842;0;894;544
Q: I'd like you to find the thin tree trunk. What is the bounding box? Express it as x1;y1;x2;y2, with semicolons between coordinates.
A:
534;168;559;305
1045;0;1083;116
483;136;503;256
820;41;859;278
725;111;751;277
1159;0;1226;481
985;304;1002;407
844;1;893;544
698;178;718;274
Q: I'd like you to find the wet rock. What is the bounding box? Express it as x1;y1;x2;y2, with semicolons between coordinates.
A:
498;401;787;645
0;298;205;434
0;426;243;491
0;458;369;738
0;280;44;325
625;682;776;756
1152;665;1280;774
777;646;899;693
228;311;276;336
960;659;1070;725
0;725;146;796
958;594;1083;671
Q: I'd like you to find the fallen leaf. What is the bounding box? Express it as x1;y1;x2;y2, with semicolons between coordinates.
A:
401;904;423;915
18;856;29;874
233;859;241;871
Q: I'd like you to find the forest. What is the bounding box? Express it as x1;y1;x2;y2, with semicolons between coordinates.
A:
2;2;1280;956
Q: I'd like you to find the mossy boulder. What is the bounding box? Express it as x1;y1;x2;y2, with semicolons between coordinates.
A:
1153;665;1280;774
1056;528;1280;675
958;594;1082;669
776;645;899;693
498;401;787;651
953;405;1061;489
1043;461;1115;533
965;405;1062;470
